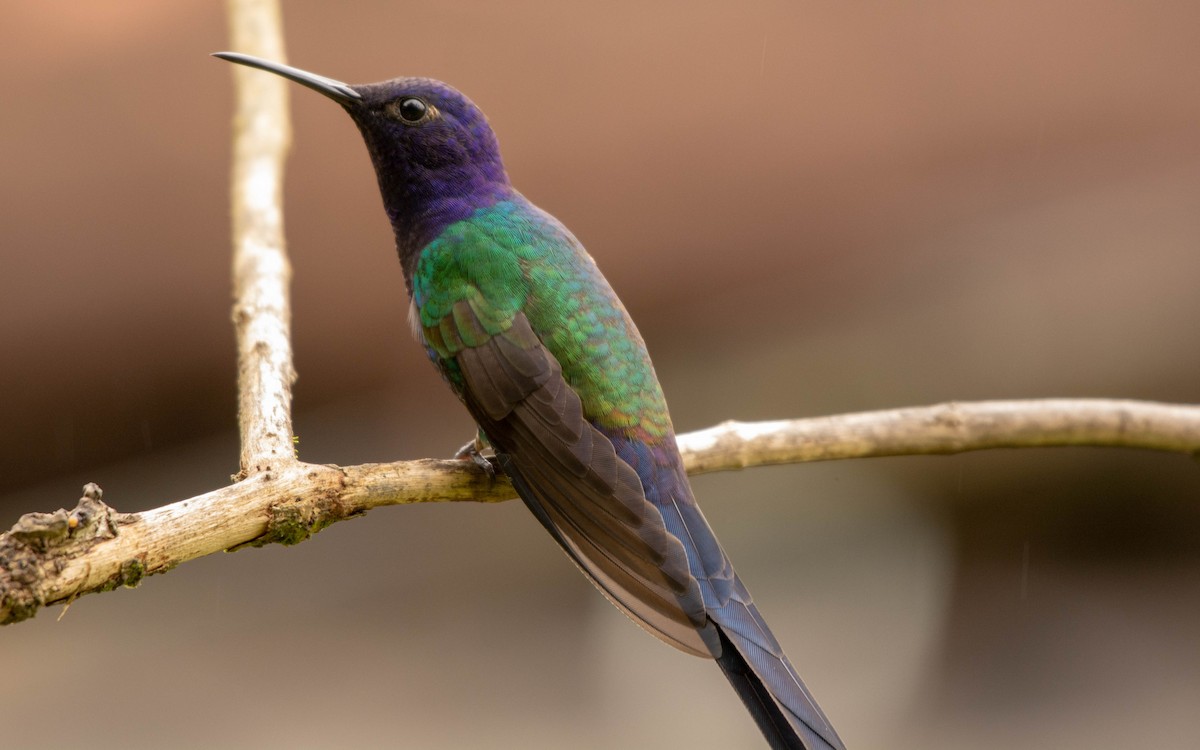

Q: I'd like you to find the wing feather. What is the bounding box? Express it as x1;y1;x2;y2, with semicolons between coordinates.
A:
448;312;717;657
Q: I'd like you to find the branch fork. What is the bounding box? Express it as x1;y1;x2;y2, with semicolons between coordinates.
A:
2;0;1197;627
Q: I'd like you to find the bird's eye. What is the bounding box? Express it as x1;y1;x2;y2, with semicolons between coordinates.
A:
394;97;428;123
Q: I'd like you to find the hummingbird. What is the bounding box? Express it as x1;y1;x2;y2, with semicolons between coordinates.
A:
214;51;845;750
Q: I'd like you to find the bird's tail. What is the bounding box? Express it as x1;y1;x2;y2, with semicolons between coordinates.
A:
711;595;846;750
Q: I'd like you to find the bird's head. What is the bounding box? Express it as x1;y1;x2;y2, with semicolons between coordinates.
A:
213;52;511;262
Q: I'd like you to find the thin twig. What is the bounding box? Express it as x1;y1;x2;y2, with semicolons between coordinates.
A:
677;399;1200;473
226;0;296;478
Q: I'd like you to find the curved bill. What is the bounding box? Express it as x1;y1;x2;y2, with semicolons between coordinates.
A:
212;52;361;105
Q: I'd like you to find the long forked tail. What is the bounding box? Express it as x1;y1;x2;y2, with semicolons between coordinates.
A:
711;598;846;750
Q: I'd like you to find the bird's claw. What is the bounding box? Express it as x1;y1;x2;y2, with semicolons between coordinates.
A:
455;438;495;480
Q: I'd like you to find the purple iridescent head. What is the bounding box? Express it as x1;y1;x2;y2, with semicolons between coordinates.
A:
213;52;511;264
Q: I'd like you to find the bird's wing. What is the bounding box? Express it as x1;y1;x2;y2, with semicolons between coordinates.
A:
429;300;715;656
423;287;845;748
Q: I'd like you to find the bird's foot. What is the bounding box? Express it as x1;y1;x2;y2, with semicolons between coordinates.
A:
455;437;495;480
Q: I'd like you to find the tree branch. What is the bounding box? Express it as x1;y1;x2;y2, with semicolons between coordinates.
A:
677;398;1200;472
2;2;1197;628
226;0;297;478
2;398;1198;626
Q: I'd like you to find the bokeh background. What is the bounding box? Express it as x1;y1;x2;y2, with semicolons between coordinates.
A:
3;2;1199;748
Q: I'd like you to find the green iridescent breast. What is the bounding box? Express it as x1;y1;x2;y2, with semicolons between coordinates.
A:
412;199;672;439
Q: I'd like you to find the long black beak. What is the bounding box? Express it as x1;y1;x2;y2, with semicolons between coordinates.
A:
212;52;361;106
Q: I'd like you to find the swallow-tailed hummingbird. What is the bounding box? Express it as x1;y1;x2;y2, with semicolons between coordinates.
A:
213;51;845;750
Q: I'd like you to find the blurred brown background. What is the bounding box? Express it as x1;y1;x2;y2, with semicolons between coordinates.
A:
3;1;1199;748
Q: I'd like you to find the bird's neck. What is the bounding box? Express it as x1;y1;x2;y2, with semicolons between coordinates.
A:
376;165;512;292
